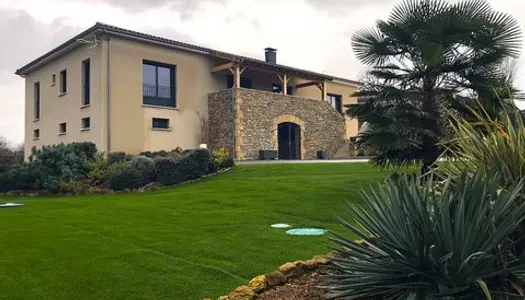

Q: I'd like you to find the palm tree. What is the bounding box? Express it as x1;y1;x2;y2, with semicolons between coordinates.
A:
347;0;522;172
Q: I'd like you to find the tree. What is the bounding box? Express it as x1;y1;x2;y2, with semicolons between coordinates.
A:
347;0;522;172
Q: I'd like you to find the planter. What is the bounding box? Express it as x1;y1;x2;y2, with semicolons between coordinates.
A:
259;150;278;160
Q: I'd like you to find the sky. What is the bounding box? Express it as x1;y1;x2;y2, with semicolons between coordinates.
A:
1;0;524;145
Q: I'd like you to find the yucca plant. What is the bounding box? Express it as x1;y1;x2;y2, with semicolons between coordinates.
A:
328;173;525;299
439;104;525;187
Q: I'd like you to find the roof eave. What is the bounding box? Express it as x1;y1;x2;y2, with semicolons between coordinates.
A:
15;24;102;76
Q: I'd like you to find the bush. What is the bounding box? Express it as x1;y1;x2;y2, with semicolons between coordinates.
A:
58;180;90;195
213;147;234;169
129;156;155;186
0;162;39;192
328;173;525;299
186;149;214;175
71;142;97;161
0;138;23;173
107;152;128;165
86;155;109;184
34;144;89;193
106;164;143;191
153;157;181;186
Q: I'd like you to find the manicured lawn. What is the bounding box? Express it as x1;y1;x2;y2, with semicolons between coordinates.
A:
0;163;391;300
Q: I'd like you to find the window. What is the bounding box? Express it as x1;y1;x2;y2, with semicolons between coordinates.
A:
34;82;40;120
59;69;67;94
152;118;170;129
52;74;56;86
81;117;90;130
326;94;342;114
226;75;252;89
82;59;90;105
272;83;293;95
33;129;40;139
143;61;176;107
59;123;67;134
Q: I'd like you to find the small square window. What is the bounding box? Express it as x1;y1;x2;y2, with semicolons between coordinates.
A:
59;123;67;134
152;118;169;129
81;117;90;130
33;129;40;139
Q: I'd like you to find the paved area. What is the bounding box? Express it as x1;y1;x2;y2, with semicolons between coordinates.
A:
236;158;370;165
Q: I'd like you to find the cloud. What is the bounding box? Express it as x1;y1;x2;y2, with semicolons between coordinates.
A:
0;8;80;144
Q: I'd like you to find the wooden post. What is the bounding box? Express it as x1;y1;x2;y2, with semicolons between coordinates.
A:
321;80;327;101
283;74;288;95
235;66;241;88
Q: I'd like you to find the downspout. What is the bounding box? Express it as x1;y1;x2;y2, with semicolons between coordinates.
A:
106;37;112;153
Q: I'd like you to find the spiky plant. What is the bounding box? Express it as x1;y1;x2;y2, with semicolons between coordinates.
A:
328;173;525;299
348;0;522;173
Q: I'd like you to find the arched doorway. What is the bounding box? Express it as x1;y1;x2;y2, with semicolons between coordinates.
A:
278;122;301;160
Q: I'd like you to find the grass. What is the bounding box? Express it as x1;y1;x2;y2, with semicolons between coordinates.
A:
0;163;391;300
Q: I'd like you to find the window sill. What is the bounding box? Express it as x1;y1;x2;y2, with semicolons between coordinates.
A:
142;104;178;110
58;132;67;136
81;104;90;109
33;119;40;123
32;137;40;141
59;92;67;97
81;128;90;132
152;127;173;132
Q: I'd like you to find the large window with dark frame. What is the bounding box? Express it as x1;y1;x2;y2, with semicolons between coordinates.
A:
82;59;90;105
34;82;40;120
326;94;343;114
142;60;176;107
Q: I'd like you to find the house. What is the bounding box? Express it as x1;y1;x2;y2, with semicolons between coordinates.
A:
16;23;360;160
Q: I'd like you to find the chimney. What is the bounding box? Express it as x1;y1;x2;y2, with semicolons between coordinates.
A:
264;47;277;64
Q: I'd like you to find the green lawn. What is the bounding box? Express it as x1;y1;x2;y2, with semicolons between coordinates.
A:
0;163;390;300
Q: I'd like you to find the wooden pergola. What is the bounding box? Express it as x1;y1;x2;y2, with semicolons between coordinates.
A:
210;52;331;100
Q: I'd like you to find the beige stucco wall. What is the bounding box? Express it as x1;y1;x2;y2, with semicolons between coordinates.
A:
24;43;104;159
108;37;224;154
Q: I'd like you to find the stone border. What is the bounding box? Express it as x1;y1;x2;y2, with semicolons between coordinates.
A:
203;252;334;300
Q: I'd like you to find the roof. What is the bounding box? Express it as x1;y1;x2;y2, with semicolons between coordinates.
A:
15;22;361;86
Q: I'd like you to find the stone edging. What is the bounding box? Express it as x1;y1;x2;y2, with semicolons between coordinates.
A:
203;252;334;300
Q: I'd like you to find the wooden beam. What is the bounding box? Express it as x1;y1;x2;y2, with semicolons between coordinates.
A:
296;81;321;89
240;67;247;75
277;74;283;83
211;62;235;73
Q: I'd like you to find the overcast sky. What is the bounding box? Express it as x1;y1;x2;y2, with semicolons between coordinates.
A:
1;0;524;145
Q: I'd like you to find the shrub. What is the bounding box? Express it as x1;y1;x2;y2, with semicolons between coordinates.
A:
213;147;234;169
106;164;143;191
129;156;155;186
186;149;214;175
71;142;98;161
0;162;39;192
439;104;525;254
328;173;525;299
34;144;89;193
86;155;109;184
176;155;201;181
58;180;90;195
153;157;181;186
107;152;128;165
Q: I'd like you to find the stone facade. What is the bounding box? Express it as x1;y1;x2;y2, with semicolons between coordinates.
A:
208;90;235;156
208;88;346;160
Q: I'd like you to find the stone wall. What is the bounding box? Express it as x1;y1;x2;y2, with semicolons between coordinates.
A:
239;89;346;160
208;89;235;156
208;88;346;160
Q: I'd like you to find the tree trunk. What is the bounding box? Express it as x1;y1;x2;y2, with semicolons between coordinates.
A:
421;76;441;178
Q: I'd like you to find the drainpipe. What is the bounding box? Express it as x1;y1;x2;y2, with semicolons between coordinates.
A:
106;37;112;153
